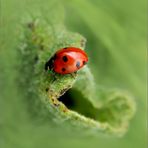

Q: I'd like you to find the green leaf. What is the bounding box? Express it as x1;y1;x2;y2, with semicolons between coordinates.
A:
18;17;136;136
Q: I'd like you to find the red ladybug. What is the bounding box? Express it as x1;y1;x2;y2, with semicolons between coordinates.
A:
45;47;88;74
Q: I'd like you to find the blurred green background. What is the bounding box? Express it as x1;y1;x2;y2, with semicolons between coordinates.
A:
0;0;147;148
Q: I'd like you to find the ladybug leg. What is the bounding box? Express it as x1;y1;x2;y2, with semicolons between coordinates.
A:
47;70;58;83
45;59;53;71
51;72;58;82
70;72;77;78
45;54;57;71
45;56;58;83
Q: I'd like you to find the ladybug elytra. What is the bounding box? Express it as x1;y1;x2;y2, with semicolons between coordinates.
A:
45;47;88;74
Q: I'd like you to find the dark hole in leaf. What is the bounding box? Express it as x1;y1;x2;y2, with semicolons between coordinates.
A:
58;89;115;124
58;89;98;120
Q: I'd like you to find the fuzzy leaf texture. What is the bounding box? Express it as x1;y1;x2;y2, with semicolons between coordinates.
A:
18;7;136;136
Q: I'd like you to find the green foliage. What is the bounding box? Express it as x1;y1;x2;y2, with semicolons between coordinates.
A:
18;14;135;136
0;0;146;148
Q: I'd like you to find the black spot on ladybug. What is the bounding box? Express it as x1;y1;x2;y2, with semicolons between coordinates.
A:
83;61;87;65
62;56;68;62
62;68;66;72
76;61;81;68
45;88;49;92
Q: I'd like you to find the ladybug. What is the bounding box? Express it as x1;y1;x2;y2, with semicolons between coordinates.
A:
45;47;88;74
